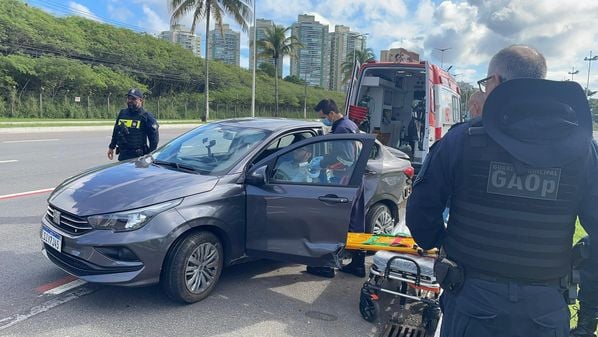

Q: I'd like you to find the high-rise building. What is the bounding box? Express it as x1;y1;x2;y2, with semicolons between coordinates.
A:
329;26;367;91
249;19;282;76
380;48;420;63
290;15;330;88
208;24;241;66
158;24;201;56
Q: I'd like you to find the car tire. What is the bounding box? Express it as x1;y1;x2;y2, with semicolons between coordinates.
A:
161;231;223;303
366;203;395;235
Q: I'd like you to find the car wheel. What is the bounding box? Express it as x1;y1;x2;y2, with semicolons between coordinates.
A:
366;203;395;235
161;231;223;303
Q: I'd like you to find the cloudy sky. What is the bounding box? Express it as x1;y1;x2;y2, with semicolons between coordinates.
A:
26;0;598;89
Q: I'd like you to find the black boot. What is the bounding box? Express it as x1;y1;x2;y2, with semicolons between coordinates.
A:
306;266;335;278
571;311;597;337
340;251;366;277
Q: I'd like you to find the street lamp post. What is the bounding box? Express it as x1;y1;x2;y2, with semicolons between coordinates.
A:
303;72;308;119
39;86;44;117
568;66;579;81
251;0;257;117
107;92;112;116
434;47;451;69
584;51;598;97
351;33;368;68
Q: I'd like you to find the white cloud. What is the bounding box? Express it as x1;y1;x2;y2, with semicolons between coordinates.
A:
68;2;102;22
140;4;169;33
55;0;598;88
107;3;133;22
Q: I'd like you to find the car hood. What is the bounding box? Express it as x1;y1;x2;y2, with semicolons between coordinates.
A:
49;161;219;216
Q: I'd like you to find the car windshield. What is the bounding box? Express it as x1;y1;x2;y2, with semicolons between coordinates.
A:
152;123;271;175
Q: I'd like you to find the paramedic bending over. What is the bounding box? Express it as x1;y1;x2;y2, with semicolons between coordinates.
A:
406;45;598;337
305;98;367;279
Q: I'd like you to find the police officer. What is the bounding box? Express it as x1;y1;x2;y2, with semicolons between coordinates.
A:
107;89;159;161
571;236;598;337
406;45;598;337
305;98;366;278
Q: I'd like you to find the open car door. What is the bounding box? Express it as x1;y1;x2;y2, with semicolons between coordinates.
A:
245;133;376;267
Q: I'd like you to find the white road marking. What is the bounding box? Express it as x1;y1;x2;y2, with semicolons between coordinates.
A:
0;188;54;201
42;279;87;296
2;139;60;144
0;160;18;164
0;286;95;331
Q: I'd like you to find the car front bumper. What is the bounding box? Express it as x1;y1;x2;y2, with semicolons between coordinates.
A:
40;208;186;286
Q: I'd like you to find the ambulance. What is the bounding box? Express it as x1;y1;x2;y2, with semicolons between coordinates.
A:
345;57;462;171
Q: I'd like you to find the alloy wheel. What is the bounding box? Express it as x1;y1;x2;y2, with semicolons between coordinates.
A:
185;242;219;293
372;208;394;235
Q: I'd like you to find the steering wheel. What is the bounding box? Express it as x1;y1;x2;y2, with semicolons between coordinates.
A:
273;169;291;181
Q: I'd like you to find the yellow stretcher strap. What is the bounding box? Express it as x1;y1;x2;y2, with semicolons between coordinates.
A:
345;233;438;257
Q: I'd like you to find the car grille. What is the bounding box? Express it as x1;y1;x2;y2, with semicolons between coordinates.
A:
43;244;142;275
45;205;92;235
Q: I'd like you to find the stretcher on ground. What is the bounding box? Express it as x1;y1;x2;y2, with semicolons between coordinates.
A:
346;233;442;337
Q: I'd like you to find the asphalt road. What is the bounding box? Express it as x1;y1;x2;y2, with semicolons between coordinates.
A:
0;126;385;337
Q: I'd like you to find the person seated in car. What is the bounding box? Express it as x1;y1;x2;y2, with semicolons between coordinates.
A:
274;146;313;183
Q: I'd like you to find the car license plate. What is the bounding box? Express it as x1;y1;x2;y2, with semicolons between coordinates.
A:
42;226;62;252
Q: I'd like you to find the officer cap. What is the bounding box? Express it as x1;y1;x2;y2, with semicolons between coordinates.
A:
482;79;592;167
126;88;143;99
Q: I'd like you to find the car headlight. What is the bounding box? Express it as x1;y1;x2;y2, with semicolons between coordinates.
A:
87;199;182;232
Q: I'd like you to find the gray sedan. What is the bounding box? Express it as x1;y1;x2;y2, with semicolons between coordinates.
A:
40;118;411;303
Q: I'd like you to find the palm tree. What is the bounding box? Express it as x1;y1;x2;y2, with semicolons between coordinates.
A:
169;0;253;121
257;25;303;117
340;48;375;85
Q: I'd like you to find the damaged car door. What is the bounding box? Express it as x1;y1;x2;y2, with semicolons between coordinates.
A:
244;133;376;267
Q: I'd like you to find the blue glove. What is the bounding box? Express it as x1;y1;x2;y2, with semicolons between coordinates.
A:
308;156;323;178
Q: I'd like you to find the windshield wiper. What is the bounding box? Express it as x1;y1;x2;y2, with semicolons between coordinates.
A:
152;160;199;173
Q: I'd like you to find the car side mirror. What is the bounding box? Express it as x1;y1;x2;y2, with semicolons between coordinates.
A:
245;165;267;186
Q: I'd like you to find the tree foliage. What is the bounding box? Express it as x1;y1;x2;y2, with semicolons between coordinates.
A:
169;0;253;120
0;0;344;119
257;25;303;116
340;48;375;84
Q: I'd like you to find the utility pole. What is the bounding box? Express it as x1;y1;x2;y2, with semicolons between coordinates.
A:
87;91;91;118
568;66;579;81
251;0;257;117
584;51;598;96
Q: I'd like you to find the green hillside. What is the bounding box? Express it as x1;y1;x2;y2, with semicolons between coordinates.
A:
0;0;344;119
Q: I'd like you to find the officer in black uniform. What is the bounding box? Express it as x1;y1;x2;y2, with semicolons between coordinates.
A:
406;45;598;337
107;89;159;161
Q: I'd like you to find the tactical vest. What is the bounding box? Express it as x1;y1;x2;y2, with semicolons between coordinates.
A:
444;126;588;281
117;110;148;152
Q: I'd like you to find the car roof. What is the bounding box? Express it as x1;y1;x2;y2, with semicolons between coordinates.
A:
217;118;321;132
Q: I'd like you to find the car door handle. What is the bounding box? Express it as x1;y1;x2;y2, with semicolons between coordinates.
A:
365;169;377;175
318;195;349;203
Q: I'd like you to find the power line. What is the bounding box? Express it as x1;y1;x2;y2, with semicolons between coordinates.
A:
2;41;201;84
27;0;152;33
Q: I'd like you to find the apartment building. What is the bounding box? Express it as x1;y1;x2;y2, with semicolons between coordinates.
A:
158;24;201;56
208;24;241;66
329;26;367;91
249;19;283;76
290;14;330;88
